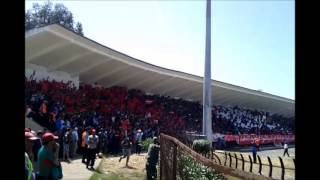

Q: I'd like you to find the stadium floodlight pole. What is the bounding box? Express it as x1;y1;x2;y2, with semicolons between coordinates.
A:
202;0;213;142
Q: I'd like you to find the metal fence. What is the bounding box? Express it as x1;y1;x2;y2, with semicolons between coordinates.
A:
160;133;273;180
206;150;295;180
162;131;295;180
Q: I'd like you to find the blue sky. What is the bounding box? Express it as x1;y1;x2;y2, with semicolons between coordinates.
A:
26;1;295;100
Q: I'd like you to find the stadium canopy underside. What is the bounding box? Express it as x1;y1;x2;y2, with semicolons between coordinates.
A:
25;24;295;117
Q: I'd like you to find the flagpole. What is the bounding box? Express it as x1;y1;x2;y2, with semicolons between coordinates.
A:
203;0;213;142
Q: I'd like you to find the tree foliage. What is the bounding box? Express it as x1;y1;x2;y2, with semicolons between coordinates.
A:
25;1;84;36
192;139;211;155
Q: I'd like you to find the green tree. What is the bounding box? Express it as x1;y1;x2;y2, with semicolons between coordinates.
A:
25;1;84;36
74;22;84;36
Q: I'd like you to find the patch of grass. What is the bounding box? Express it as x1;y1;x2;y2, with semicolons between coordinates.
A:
90;156;123;180
141;138;153;151
90;172;121;180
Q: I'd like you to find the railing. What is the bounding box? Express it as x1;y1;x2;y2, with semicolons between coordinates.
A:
211;151;295;180
163;131;295;180
160;133;273;180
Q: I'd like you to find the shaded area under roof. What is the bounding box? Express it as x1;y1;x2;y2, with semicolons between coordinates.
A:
25;24;294;117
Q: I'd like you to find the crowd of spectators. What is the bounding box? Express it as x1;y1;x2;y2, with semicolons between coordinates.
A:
25;74;294;156
25;127;62;180
212;106;294;135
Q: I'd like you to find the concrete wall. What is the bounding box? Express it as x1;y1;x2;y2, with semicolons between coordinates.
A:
25;118;44;132
26;63;79;88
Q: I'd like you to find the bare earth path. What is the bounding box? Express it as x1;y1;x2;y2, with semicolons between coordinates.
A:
98;153;148;180
61;157;102;180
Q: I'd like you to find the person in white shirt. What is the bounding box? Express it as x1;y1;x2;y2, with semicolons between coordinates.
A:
86;129;99;170
283;142;289;157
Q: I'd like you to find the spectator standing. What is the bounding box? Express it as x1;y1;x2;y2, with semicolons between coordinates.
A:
25;132;38;180
70;127;79;158
32;136;42;172
254;137;261;151
252;145;257;163
25;131;40;165
63;128;72;162
212;133;219;150
52;135;63;180
26;105;34;118
25;152;35;180
146;137;160;180
37;132;61;180
55;116;64;135
119;136;132;167
81;128;88;163
87;129;99;170
135;129;143;155
283;142;290;157
98;129;108;155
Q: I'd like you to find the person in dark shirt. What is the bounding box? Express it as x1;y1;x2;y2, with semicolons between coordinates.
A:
119;136;132;167
252;145;257;163
98;129;108;155
63;128;72;163
146;137;160;180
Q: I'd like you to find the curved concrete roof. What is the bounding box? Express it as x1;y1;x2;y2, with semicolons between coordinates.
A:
25;24;295;117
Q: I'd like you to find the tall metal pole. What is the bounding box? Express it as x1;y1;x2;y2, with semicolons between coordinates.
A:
202;0;213;141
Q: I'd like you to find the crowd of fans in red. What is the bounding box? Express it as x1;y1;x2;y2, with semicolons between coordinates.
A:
25;74;294;154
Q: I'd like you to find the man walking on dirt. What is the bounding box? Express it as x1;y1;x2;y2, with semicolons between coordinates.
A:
119;136;132;167
146;137;160;180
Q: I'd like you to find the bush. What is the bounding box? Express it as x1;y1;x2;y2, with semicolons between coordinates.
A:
192;139;211;155
178;155;226;180
141;138;153;151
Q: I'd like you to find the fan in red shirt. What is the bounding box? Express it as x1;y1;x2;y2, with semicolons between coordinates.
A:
254;137;261;151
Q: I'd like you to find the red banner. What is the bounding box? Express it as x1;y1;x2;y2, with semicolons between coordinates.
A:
223;134;295;145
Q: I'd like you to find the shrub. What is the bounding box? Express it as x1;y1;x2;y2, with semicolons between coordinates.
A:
192;139;211;155
141;138;153;151
178;155;226;180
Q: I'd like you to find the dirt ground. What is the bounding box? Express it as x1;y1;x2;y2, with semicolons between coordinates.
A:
98;153;148;180
61;149;294;180
61;156;102;180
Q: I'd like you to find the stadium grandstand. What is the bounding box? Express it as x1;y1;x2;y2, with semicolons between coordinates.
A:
25;24;295;149
26;24;294;115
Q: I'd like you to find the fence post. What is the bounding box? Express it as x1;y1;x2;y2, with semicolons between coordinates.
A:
240;154;245;171
173;144;177;180
224;152;227;166
214;153;221;165
248;155;253;173
257;155;262;175
267;156;273;178
160;134;163;180
279;157;285;180
229;153;232;168
235;153;238;169
211;149;214;160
